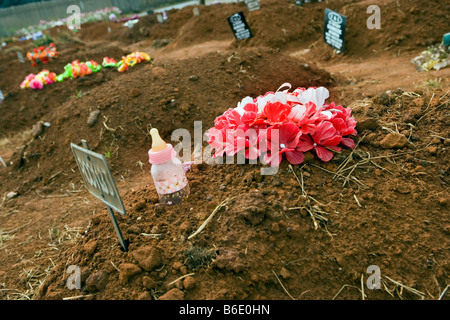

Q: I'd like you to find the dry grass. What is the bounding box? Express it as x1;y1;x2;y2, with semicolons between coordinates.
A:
48;224;84;246
1;220;86;300
288;164;330;232
188;197;232;240
0;229;14;249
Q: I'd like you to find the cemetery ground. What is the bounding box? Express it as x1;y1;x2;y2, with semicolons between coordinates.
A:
0;0;449;300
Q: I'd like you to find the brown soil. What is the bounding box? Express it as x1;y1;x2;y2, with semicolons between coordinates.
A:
0;0;449;301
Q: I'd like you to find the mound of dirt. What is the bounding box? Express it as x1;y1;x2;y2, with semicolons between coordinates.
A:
0;42;126;134
105;0;450;59
36;87;449;300
237;0;450;59
117;2;244;48
0;47;332;198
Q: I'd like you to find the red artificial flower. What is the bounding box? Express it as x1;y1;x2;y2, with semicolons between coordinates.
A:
300;121;342;162
207;125;265;161
263;123;304;166
323;103;357;148
214;108;242;130
288;101;324;135
252;101;292;126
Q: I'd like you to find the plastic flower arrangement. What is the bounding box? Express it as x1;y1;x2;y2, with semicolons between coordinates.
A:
20;69;57;90
101;53;150;71
102;57;118;68
206;84;357;166
56;60;102;82
411;43;450;71
26;43;57;66
117;52;151;72
18;52;151;89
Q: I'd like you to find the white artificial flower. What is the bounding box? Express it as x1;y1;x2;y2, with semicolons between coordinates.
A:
235;96;254;115
298;87;329;109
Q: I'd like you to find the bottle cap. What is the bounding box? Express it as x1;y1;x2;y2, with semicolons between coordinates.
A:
148;128;175;164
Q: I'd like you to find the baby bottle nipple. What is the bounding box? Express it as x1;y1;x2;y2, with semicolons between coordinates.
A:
150;128;167;152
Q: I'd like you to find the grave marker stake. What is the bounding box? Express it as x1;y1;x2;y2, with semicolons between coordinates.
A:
227;12;253;40
323;8;347;53
71;139;128;252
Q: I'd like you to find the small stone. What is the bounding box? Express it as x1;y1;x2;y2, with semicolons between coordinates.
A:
173;262;183;270
189;75;199;81
431;137;441;144
6;191;18;200
380;133;409;149
152;67;167;77
127;225;141;235
180;266;188;275
438;198;449;207
241;206;265;226
133;201;147;211
131;88;140;98
150;225;161;234
271;222;280;233
376;92;390;106
426;146;438;155
183;276;196;290
119;263;142;285
155;203;165;215
137;291;152;300
443;225;450;235
166;99;176;108
132;246;163;272
158;288;184;300
175;280;184;290
87;110;101;127
31;121;45;138
179;221;190;234
355;117;379;131
85;270;109;291
83;240;98;257
280;267;291;280
413;97;424;108
142;276;157;290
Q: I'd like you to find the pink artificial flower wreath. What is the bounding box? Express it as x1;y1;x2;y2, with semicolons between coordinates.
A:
206;84;357;166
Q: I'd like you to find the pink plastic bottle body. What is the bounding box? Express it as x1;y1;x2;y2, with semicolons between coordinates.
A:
151;156;190;205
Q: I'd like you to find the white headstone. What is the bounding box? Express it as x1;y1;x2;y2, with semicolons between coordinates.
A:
193;7;200;16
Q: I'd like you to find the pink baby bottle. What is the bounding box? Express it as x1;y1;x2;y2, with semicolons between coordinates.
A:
148;128;190;205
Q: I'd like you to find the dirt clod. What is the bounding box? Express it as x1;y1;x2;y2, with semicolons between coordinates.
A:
158;288;184;300
119;263;142;286
131;246;163;272
380;133;409;149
